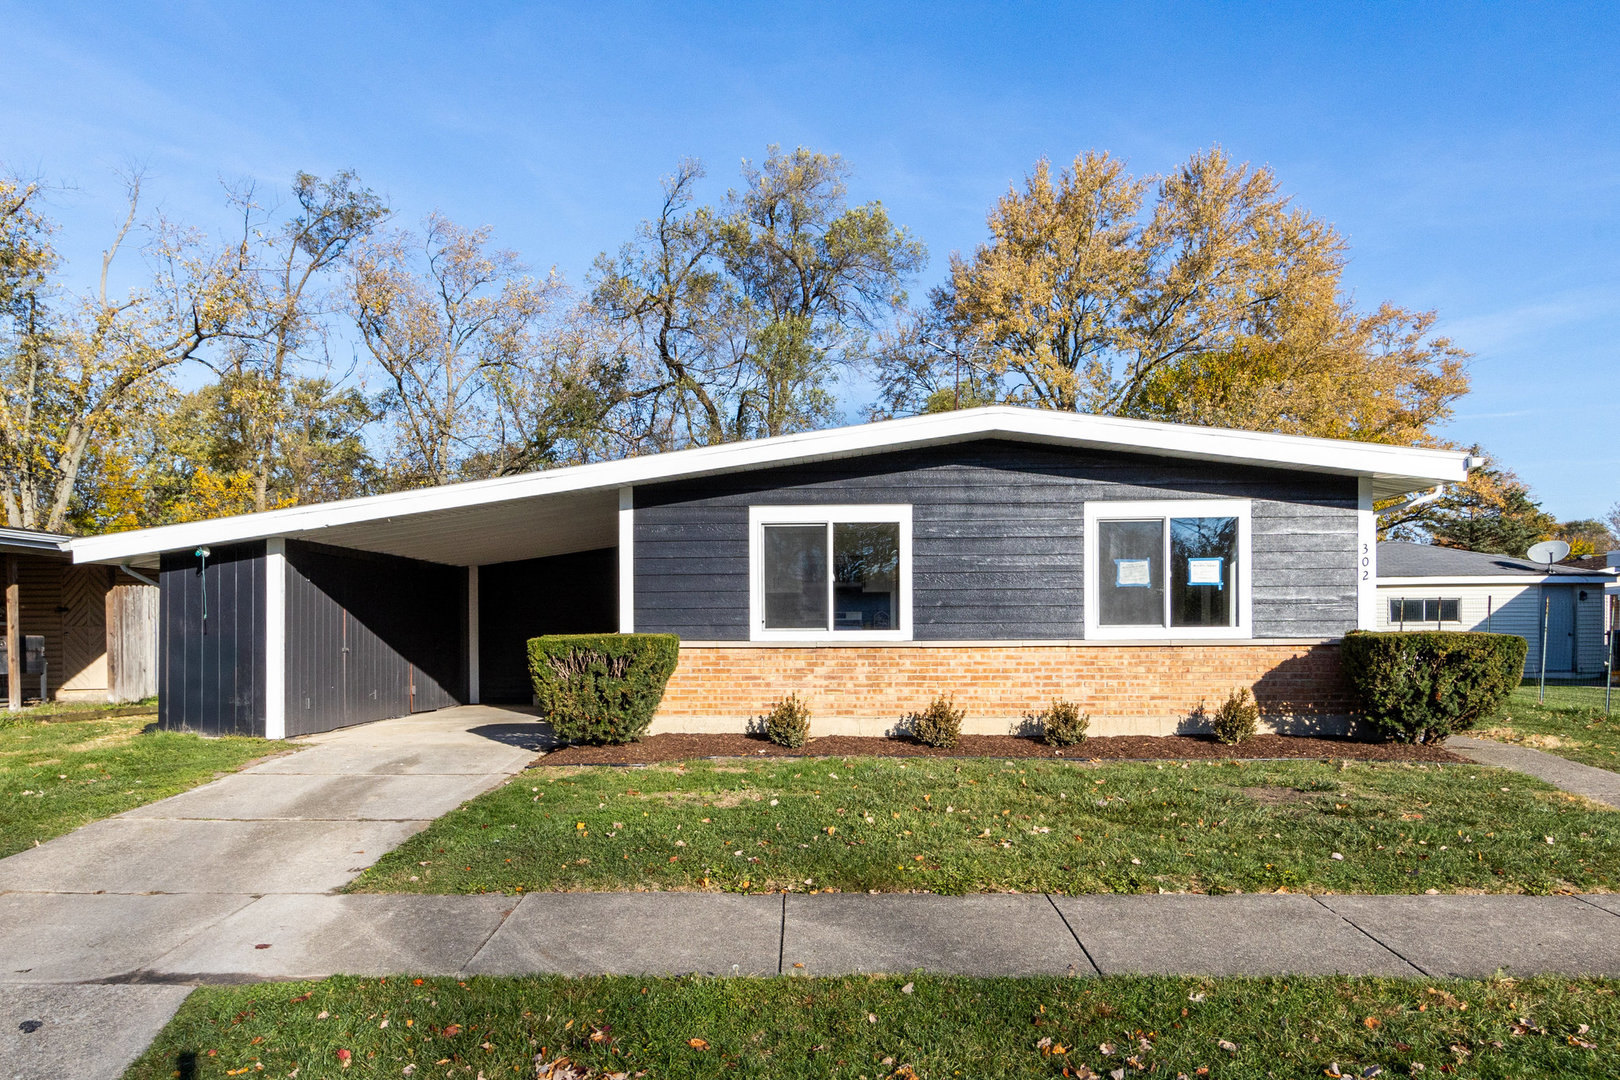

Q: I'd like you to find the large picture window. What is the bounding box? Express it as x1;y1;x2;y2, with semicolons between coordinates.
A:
750;505;911;640
1084;500;1252;639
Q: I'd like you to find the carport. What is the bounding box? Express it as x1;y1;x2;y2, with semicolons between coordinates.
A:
70;479;626;738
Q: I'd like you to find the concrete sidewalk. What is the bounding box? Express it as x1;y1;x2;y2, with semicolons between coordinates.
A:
18;890;1619;984
1447;735;1620;808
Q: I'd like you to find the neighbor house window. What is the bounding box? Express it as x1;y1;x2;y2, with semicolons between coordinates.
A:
1389;598;1460;625
750;505;911;640
1083;500;1252;639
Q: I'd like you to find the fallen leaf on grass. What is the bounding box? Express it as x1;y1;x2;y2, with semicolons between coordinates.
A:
335;1048;351;1069
288;992;312;1004
443;1024;461;1037
687;1038;709;1050
900;982;914;994
1217;1039;1238;1053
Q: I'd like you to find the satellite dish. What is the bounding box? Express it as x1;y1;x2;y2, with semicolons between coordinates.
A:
1527;540;1570;565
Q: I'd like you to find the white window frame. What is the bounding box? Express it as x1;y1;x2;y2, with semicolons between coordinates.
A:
1388;596;1462;626
1083;499;1253;640
749;504;913;642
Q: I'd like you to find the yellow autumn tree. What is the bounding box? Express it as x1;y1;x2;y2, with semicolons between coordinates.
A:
888;148;1469;445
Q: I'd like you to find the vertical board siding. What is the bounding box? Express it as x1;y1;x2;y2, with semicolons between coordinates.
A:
477;547;618;703
158;543;265;735
283;541;465;736
634;439;1358;641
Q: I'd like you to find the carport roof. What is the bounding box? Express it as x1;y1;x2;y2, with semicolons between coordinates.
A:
69;406;1476;569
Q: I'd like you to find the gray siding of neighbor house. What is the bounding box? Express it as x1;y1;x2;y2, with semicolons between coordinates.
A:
633;439;1358;640
158;542;267;736
283;541;465;736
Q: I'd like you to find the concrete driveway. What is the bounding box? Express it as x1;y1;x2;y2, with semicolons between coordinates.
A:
0;704;541;1080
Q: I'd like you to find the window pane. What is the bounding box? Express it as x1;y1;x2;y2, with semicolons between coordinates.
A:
1098;519;1165;626
1171;517;1237;628
763;524;828;630
833;522;900;631
1440;598;1459;622
1401;599;1423;623
1388;599;1403;623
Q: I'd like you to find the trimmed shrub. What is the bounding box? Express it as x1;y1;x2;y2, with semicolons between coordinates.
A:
907;695;964;749
761;693;812;748
1341;630;1528;744
527;633;680;745
1034;699;1090;747
1210;687;1259;746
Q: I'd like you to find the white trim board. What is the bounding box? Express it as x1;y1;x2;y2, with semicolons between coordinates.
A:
263;538;287;740
1378;575;1616;586
69;406;1472;566
618;487;635;633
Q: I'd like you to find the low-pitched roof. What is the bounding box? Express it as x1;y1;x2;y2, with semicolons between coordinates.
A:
1378;541;1618;581
0;526;72;558
70;406;1475;568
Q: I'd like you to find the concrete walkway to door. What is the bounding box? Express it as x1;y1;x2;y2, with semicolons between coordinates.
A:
0;704;542;1080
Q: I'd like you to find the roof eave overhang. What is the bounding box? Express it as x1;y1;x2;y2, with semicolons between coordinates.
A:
68;406;1472;567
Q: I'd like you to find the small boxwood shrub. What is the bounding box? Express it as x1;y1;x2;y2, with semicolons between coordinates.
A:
907;695;964;749
1034;699;1090;747
527;633;680;745
1341;630;1528;744
1210;687;1259;745
761;693;812;748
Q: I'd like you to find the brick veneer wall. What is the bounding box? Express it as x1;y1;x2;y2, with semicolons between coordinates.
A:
650;641;1353;737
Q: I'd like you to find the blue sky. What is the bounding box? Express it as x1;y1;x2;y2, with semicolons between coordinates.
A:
4;2;1616;520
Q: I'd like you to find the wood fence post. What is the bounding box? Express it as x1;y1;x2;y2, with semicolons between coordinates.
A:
5;554;20;711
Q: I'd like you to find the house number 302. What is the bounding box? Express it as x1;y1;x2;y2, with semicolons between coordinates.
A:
1361;543;1371;581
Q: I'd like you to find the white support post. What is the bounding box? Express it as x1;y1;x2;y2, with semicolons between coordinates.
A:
1356;477;1377;630
467;565;480;705
618;486;634;633
264;538;287;740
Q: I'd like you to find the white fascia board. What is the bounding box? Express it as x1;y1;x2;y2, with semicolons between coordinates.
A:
1377;575;1617;586
67;405;1472;566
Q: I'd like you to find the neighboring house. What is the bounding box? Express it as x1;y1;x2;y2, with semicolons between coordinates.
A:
1376;541;1618;679
2;527;159;707
66;407;1472;738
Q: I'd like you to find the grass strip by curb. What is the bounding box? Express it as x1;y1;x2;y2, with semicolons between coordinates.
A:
124;973;1620;1079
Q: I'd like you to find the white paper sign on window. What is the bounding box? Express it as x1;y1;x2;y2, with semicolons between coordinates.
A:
1114;558;1152;587
1187;557;1223;588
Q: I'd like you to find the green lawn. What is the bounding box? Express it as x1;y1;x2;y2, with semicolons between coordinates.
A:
348;757;1620;897
0;713;284;857
123;973;1620;1079
1474;685;1620;772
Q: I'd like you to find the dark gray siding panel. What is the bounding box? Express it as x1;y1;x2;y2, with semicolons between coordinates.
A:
478;548;617;703
284;541;465;735
634;440;1357;640
158;542;266;736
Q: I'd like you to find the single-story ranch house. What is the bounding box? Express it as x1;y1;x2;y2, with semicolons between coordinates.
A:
1376;540;1618;679
67;407;1473;739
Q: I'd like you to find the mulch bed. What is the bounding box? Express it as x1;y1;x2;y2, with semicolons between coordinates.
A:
539;732;1463;766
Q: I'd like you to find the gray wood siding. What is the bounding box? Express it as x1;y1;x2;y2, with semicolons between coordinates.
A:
158;542;266;736
478;547;618;703
634;440;1357;640
284;541;465;735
